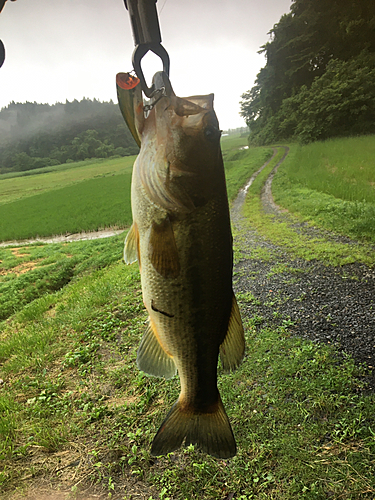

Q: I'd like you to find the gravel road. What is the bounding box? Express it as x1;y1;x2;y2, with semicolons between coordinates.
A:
231;147;375;390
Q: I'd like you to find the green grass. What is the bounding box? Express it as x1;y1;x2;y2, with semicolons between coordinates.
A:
272;138;375;243
243;147;375;267
1;134;375;498
277;136;375;204
0;155;135;206
0;234;125;322
0;173;132;241
221;133;249;152
0;246;374;499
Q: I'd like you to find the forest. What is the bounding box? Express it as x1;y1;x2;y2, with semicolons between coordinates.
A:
0;98;139;174
240;0;375;145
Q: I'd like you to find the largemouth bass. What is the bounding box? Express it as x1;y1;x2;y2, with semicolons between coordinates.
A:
117;71;245;459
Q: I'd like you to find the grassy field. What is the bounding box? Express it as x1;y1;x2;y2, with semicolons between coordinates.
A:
243;148;375;266
0;134;248;208
0;235;125;322
275;136;375;204
272;136;375;243
0;172;132;241
0;156;135;206
1;237;374;499
1;135;375;499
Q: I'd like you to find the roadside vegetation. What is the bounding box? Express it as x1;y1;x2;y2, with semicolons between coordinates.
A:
1;135;374;499
272;137;375;244
243;147;375;267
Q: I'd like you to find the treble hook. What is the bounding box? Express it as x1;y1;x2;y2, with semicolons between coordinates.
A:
123;0;170;98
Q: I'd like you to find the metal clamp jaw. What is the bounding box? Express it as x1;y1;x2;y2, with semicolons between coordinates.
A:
0;0;17;68
124;0;170;98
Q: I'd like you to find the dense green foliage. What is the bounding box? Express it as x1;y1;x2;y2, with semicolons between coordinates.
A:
240;0;375;144
0;99;139;174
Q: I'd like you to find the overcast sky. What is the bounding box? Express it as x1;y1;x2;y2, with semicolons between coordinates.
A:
0;0;292;130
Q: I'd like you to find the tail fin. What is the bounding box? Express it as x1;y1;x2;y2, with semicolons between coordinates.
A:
151;396;236;459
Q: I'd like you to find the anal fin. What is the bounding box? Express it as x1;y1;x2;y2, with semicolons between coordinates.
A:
137;319;177;379
149;217;180;278
124;223;139;265
219;293;245;372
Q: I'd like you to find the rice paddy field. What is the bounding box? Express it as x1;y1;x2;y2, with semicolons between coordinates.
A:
0;136;272;243
0;157;134;242
0;156;135;206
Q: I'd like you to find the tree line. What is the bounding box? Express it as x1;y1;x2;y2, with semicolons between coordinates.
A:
240;0;375;144
0;98;139;174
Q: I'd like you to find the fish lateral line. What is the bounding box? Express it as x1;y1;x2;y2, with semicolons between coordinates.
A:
151;299;174;318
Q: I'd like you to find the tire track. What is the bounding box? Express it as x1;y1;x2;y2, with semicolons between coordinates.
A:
261;146;289;215
231;147;375;390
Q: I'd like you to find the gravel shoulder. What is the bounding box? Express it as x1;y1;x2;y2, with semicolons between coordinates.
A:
231;147;375;390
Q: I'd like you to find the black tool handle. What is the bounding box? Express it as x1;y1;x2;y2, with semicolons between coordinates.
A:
124;0;162;46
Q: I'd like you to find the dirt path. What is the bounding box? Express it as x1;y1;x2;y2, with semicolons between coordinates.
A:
231;147;375;390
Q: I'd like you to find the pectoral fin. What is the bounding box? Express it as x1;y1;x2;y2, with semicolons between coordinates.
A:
124;223;139;265
219;293;245;372
137;319;177;379
149;217;180;278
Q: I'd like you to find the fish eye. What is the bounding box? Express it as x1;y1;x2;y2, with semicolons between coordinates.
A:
204;125;219;143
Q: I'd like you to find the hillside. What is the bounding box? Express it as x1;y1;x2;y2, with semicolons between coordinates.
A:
0;99;139;174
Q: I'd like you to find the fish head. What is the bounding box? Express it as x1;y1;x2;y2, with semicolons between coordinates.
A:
166;93;222;173
129;72;226;212
136;73;224;210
